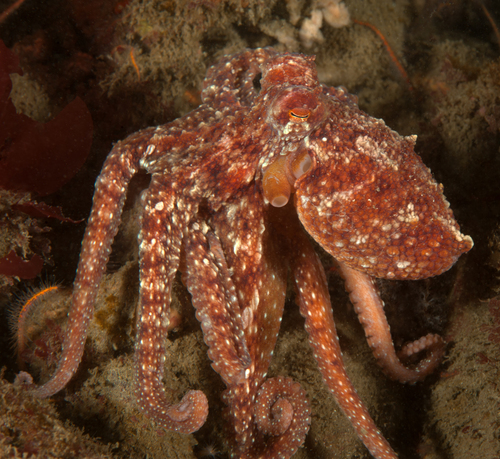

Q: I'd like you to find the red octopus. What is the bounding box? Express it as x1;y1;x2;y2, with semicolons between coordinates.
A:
29;48;473;458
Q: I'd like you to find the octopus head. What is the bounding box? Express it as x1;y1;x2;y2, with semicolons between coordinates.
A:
261;83;473;280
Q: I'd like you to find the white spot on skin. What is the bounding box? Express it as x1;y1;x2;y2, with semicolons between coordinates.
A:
396;260;411;269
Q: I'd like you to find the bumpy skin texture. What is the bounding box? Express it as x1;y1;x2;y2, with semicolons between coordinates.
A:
31;48;472;459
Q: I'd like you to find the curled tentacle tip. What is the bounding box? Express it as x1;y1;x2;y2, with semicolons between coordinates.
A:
399;333;445;358
167;389;209;432
255;376;310;437
14;371;34;386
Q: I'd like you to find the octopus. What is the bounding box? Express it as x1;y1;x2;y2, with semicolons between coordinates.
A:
30;48;473;458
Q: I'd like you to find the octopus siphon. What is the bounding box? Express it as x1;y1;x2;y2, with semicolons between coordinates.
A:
29;48;473;458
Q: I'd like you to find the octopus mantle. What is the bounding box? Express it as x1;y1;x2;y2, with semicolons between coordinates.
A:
30;48;472;459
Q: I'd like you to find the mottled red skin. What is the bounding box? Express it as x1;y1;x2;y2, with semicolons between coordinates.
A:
29;48;472;459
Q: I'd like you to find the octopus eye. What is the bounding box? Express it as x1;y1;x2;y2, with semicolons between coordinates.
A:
288;108;310;122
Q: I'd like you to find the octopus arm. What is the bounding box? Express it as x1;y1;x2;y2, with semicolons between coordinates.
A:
182;220;251;386
338;263;445;384
202;48;277;109
191;191;309;458
33;129;155;399
134;177;208;433
283;209;398;459
183;217;310;458
250;376;311;458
